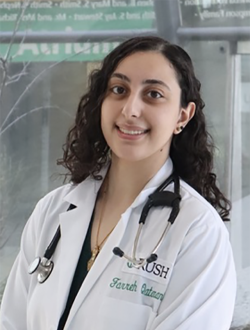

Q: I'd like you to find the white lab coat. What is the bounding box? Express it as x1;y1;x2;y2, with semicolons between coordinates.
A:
0;159;236;330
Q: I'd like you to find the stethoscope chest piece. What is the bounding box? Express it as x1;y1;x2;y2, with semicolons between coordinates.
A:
28;257;54;283
28;204;73;284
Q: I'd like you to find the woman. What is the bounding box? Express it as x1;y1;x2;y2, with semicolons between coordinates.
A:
0;36;236;330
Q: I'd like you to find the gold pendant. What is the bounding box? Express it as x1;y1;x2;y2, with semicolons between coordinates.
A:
87;246;99;271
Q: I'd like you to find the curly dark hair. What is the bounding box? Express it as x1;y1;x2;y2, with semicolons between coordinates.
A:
57;36;231;221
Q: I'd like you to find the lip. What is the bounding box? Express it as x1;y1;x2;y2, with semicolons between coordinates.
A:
115;125;149;140
116;124;149;132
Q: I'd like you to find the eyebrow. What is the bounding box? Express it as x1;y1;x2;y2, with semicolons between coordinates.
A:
111;73;171;91
143;79;171;92
111;73;130;82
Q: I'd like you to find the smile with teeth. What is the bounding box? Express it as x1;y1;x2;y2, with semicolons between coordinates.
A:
118;127;148;135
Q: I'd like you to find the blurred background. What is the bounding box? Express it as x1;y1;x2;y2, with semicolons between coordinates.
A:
0;0;249;328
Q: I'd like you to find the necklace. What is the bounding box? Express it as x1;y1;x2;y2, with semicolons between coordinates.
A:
87;177;113;271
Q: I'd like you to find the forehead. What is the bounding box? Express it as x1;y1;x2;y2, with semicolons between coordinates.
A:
112;51;179;86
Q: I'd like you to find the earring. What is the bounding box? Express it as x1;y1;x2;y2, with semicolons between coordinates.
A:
177;125;184;132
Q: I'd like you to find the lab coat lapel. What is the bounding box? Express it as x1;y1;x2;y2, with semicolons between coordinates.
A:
55;177;102;323
56;158;173;326
64;206;133;329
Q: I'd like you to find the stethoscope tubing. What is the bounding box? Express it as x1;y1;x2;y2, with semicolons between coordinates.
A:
43;203;76;260
29;172;181;282
113;172;181;267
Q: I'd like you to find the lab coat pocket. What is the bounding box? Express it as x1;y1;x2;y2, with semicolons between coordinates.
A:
95;296;156;330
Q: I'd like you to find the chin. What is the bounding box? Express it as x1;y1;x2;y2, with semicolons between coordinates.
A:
112;151;150;163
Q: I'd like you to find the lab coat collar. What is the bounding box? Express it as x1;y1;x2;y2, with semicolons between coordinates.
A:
130;157;174;209
62;157;173;210
62;166;109;207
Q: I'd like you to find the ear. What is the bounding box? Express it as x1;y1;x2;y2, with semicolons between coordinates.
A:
174;102;196;134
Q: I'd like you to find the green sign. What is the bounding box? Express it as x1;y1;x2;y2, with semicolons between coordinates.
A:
0;41;120;62
0;0;155;62
0;0;156;32
180;0;250;27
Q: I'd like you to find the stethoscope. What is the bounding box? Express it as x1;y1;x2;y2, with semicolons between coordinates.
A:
28;172;181;283
113;172;180;268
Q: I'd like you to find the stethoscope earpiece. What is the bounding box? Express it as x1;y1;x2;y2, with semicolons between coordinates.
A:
146;253;158;264
113;247;124;258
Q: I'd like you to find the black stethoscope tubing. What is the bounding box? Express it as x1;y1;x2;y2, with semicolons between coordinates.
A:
43;203;76;260
43;173;179;261
29;172;181;282
113;172;180;266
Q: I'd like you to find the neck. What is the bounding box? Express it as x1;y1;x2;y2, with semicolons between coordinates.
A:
106;154;168;204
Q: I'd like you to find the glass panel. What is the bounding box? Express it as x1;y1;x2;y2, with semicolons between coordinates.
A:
0;0;156;302
0;0;250;328
230;53;250;329
0;61;87;294
183;40;233;196
241;56;250;270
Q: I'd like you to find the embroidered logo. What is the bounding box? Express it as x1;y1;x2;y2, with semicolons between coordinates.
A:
122;259;172;285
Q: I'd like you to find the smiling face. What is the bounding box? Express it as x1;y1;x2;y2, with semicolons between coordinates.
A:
101;51;195;167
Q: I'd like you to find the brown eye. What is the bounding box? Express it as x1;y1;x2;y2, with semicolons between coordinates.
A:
148;90;163;99
112;86;126;95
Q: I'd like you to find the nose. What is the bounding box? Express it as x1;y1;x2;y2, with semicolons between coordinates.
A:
121;92;142;118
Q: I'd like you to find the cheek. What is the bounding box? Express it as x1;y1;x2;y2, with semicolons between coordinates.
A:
100;105;107;135
147;111;169;127
101;99;119;126
101;99;109;120
101;98;111;119
150;112;179;135
101;103;113;138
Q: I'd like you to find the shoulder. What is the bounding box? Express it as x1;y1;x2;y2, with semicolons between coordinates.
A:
164;179;233;276
27;182;83;231
31;176;99;226
29;184;74;220
21;181;95;248
178;179;227;234
23;184;76;235
38;183;74;210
